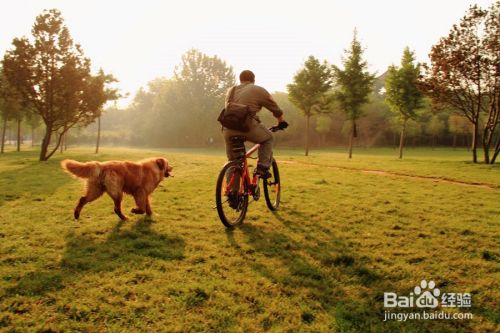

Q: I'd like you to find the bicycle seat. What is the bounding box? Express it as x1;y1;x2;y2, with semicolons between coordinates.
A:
229;136;246;143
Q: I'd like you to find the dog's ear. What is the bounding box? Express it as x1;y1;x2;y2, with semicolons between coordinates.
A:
156;158;165;171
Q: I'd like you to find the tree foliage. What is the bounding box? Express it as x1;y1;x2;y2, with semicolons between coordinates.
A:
420;2;500;163
0;69;24;153
333;31;375;158
101;49;235;148
385;47;424;158
287;56;332;155
2;9;116;160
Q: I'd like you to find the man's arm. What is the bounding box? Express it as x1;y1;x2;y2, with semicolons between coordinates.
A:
260;88;283;118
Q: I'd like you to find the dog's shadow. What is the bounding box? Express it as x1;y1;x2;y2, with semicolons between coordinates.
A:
7;220;185;296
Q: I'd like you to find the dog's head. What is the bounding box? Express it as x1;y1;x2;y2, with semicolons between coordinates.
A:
156;158;173;178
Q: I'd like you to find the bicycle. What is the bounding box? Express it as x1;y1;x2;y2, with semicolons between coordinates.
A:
215;125;285;228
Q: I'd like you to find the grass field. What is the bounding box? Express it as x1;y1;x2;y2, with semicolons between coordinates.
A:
0;146;498;332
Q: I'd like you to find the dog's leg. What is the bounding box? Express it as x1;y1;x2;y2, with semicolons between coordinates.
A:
145;196;152;216
74;182;104;219
74;197;86;219
131;190;147;214
113;195;127;220
104;178;127;220
107;190;127;220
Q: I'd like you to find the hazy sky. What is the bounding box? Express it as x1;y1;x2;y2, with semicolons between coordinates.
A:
0;0;495;106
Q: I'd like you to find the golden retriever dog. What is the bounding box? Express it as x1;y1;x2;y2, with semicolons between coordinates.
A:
61;158;172;220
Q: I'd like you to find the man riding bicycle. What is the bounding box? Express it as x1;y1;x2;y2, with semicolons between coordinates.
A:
222;70;288;178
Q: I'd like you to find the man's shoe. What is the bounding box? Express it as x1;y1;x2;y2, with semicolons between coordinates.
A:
254;166;271;179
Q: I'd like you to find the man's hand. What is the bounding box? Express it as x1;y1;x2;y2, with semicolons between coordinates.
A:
269;118;288;132
277;121;289;130
276;116;288;129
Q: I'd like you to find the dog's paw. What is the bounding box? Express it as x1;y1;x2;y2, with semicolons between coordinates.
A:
131;208;145;214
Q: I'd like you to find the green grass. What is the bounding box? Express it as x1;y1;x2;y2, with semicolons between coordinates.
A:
0;147;498;332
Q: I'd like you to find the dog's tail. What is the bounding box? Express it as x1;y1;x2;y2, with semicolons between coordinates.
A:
61;160;100;179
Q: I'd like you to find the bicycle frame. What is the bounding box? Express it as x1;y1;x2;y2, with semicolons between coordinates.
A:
224;143;261;197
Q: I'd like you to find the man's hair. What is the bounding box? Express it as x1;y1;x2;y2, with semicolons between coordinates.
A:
239;70;255;83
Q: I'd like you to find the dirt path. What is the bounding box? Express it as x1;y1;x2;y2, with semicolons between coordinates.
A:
278;160;499;190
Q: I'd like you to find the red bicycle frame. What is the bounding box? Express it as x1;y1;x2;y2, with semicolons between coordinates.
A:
224;143;261;197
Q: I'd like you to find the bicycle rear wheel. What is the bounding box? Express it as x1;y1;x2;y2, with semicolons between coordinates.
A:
216;161;249;228
263;159;281;211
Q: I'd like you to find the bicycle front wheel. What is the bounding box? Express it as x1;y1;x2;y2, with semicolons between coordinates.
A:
215;161;249;228
263;159;281;211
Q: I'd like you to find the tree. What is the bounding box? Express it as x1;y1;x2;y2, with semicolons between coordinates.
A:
333;31;375;159
385;47;424;159
172;49;235;145
0;69;25;153
420;2;500;164
0;71;13;153
287;56;332;156
2;9;116;161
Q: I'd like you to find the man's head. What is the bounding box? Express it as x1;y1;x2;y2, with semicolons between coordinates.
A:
239;70;255;83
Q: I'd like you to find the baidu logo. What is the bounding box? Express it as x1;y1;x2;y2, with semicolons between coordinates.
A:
384;279;471;309
383;279;473;321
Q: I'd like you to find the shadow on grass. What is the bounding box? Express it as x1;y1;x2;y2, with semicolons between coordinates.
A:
225;210;474;332
7;220;185;297
234;223;388;331
0;158;71;207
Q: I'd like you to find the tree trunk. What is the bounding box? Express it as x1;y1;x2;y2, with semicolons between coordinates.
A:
483;140;490;164
40;127;52;161
44;127;68;161
491;136;499;164
399;117;407;159
16;119;21;152
348;119;355;159
305;114;310;156
1;118;6;154
453;134;457;150
60;134;64;154
471;122;478;163
96;115;101;154
482;104;499;164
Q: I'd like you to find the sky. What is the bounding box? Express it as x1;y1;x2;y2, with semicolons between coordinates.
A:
0;0;495;107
